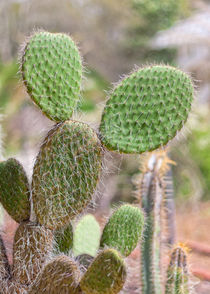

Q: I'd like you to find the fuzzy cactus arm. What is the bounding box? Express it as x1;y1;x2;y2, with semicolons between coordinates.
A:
28;255;81;294
165;245;191;294
0;158;30;223
100;204;144;257
12;221;53;286
100;65;194;154
32;121;102;230
21;31;82;122
79;248;126;294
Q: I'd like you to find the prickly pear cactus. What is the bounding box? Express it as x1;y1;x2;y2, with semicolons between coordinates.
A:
100;204;144;257
0;28;197;294
0;158;30;223
21;31;82;121
28;255;81;294
32;121;102;230
79;249;126;294
100;65;194;153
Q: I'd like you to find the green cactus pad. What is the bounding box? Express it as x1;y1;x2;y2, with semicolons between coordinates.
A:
28;255;81;294
80;249;126;294
13;221;53;285
32;121;102;230
21;31;82;121
54;222;74;254
100;65;194;154
0;158;30;223
73;214;100;257
100;204;144;257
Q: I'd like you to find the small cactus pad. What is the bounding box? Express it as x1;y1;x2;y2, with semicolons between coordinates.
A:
32;121;102;230
165;245;190;294
100;65;194;153
80;249;126;294
28;255;81;294
21;31;82;121
54;222;74;254
73;214;100;257
100;204;144;257
0;158;30;223
13;222;53;285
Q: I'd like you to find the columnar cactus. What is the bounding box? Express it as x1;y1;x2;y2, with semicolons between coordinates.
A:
0;29;196;294
165;244;192;294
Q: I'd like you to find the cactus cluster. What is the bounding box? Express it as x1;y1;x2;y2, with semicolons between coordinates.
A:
0;30;196;293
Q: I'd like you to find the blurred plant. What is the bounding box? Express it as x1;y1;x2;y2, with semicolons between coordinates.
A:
125;0;190;64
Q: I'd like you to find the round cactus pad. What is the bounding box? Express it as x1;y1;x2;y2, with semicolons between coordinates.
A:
21;31;82;121
80;249;126;294
100;65;194;153
100;204;144;257
32;121;102;230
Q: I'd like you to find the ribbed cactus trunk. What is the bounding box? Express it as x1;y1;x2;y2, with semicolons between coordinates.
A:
140;166;163;294
136;151;175;294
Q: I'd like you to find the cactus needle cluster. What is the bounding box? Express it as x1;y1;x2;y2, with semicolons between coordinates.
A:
0;30;195;293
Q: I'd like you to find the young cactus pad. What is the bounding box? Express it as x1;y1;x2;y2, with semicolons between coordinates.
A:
100;204;144;257
73;214;101;257
0;158;30;223
21;31;82;121
32;121;102;230
80;248;126;294
100;65;194;153
28;255;81;294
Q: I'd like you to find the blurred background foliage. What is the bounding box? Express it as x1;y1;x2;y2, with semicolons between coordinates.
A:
0;0;210;206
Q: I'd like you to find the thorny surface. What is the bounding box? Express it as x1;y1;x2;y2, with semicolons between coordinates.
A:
2;203;210;293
